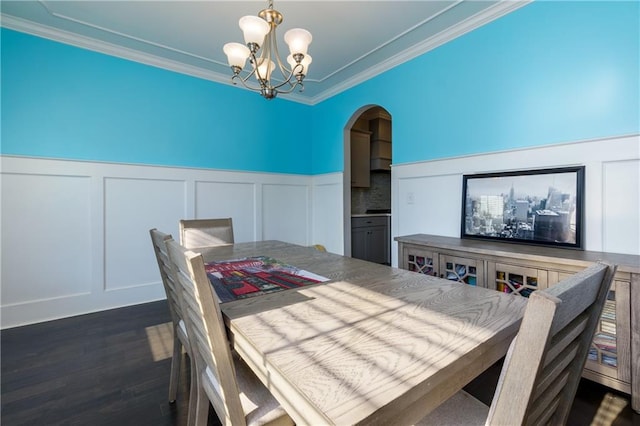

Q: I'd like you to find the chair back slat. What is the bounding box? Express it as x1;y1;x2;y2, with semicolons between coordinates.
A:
150;229;184;326
529;369;568;424
179;278;220;376
487;261;616;426
166;239;247;426
543;313;588;365
530;394;561;425
179;218;234;249
186;304;215;365
535;339;579;398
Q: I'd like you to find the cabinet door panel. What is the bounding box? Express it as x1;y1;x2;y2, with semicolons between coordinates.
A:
581;280;631;383
352;223;388;264
556;272;631;384
403;247;438;276
351;228;368;260
367;226;387;264
491;262;547;297
351;130;370;188
439;254;484;287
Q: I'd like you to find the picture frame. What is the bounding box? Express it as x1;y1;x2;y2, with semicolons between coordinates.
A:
461;166;585;249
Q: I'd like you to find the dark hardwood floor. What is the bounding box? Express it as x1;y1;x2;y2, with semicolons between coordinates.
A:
2;300;638;425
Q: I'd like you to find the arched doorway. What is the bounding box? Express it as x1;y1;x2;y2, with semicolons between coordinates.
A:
343;105;392;261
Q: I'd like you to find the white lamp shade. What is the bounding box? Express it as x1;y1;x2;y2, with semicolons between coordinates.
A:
223;42;250;68
239;15;270;46
254;58;275;81
287;54;312;76
284;28;312;56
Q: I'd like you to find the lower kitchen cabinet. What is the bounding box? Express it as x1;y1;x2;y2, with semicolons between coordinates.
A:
351;215;390;264
396;233;640;413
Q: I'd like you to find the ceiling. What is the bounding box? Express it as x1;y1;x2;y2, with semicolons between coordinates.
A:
1;1;528;104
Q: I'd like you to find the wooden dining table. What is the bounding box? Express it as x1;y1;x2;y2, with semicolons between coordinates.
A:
195;240;527;426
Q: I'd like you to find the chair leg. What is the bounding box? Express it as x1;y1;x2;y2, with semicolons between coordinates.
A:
187;355;198;426
168;331;182;403
194;380;210;426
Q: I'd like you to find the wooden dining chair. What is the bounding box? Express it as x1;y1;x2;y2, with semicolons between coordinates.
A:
149;229;193;405
417;261;616;426
179;218;234;249
165;239;294;426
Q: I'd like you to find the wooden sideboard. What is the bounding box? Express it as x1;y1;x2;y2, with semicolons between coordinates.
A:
395;234;640;413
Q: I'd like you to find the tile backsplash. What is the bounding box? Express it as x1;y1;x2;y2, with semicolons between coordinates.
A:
351;171;391;214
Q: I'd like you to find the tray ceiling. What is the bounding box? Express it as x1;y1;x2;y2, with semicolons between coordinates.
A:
1;1;528;104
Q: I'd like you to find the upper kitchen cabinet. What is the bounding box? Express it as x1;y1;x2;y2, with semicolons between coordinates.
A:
351;128;372;188
367;110;392;171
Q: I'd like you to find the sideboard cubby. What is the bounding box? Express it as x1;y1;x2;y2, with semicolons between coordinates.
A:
439;254;484;287
487;262;549;296
396;234;640;413
406;248;438;276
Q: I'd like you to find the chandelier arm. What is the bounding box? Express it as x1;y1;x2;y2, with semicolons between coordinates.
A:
252;48;268;88
272;80;304;95
232;52;305;96
231;72;263;93
270;31;290;79
270;78;298;92
270;62;304;90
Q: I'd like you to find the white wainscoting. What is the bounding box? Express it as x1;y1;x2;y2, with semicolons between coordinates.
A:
3;135;637;327
391;134;640;266
0;156;328;328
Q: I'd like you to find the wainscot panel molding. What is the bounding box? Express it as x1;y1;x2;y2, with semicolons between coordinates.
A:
391;134;640;267
311;172;344;255
0;156;323;328
195;181;257;242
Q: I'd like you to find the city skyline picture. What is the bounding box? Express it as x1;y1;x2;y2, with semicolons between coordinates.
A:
461;166;585;249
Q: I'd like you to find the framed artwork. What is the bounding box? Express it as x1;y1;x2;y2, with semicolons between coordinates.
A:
461;166;585;249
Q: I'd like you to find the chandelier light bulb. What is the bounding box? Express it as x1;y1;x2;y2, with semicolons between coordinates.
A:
223;42;250;69
254;58;275;82
284;28;312;56
239;15;270;47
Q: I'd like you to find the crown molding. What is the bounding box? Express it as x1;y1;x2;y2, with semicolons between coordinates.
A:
1;14;315;105
1;14;231;83
308;0;531;104
2;1;530;106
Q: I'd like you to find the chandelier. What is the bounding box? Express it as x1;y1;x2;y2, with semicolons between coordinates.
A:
223;1;312;100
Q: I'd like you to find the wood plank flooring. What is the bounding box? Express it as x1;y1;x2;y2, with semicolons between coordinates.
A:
2;300;638;425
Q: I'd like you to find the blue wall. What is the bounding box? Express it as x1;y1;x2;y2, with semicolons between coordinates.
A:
1;29;312;174
2;1;638;175
310;1;640;174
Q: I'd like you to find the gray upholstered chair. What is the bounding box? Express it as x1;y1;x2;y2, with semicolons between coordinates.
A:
179;218;234;249
149;229;192;405
166;239;293;426
417;261;616;426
